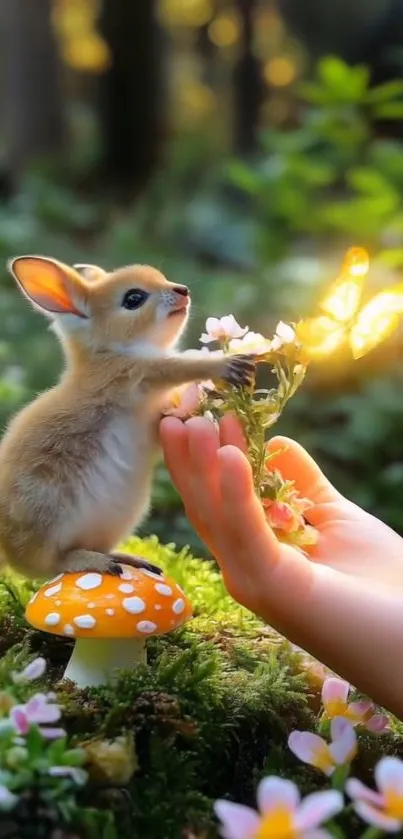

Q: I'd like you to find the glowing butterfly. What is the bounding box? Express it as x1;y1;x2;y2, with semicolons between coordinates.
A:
296;248;403;360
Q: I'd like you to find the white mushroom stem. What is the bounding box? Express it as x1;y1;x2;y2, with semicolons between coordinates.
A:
63;638;147;688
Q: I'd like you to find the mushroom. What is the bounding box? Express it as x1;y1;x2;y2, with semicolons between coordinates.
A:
25;566;193;688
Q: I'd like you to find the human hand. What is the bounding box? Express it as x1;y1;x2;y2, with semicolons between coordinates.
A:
160;415;403;714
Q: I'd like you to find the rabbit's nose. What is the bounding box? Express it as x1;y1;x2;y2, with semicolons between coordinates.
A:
173;285;189;297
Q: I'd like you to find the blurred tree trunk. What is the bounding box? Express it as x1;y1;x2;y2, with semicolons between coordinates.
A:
0;0;65;180
278;0;398;65
97;0;163;196
232;0;265;154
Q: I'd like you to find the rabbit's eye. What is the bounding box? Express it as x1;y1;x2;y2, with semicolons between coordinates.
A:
122;289;149;310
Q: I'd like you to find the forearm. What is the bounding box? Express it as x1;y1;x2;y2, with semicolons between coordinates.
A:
141;352;225;389
265;564;403;717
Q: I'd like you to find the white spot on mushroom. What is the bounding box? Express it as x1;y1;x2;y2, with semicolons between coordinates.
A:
45;612;60;626
28;591;39;605
73;615;97;629
106;608;115;616
142;569;164;581
64;624;75;636
118;583;134;594
137;620;157;634
119;568;133;580
44;583;62;598
172;598;185;614
122;596;146;615
88;602;95;609
55;600;62;607
75;573;103;591
155;583;172;596
105;594;115;600
154;604;162;611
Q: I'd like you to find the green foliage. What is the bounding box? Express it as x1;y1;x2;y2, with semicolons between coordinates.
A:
226;56;403;261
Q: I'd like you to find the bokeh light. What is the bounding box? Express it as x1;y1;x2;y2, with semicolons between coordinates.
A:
158;0;213;29
264;56;297;87
208;13;240;49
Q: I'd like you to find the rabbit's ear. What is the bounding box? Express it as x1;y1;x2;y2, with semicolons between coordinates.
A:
8;255;88;318
73;263;107;282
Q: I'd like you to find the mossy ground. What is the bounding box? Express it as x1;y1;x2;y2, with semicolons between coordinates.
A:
0;536;401;839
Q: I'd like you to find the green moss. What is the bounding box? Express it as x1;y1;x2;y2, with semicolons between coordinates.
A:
0;536;401;839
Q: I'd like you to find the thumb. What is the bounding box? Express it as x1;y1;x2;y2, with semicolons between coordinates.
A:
266;436;341;509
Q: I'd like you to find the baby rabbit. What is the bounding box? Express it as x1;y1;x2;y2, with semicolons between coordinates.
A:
0;256;255;579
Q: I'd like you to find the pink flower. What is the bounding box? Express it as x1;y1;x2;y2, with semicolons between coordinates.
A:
263;500;302;534
12;657;46;684
214;776;343;839
162;383;202;419
288;717;357;777
229;331;272;356
200;315;248;345
10;693;65;740
346;757;403;832
321;678;389;731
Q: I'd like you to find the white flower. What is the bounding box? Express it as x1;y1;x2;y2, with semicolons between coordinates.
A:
288;717;357;777
12;657;46;684
347;757;403;832
200;315;248;344
214;776;343;839
271;321;296;351
229;331;272;356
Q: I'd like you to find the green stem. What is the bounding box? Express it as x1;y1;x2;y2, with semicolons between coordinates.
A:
360;828;386;839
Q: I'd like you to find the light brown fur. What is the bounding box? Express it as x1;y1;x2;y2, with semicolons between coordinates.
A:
0;256;254;579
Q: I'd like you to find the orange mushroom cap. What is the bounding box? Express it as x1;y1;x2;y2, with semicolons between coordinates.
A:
25;566;193;639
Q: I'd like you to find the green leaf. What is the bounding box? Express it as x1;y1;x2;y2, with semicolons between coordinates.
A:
26;726;45;759
365;79;403;104
225;161;260;195
373;102;403;119
347;167;394;195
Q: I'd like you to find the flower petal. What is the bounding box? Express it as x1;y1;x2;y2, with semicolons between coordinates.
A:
376;757;403;797
322;678;349;705
346;778;383;806
214;801;260;839
329;720;357;765
354;800;401;832
39;727;66;740
303;832;335;839
366;714;390;733
288;731;331;772
295;790;344;830
257;776;300;814
276;321;295;343
10;707;29;735
330;717;353;740
12;657;46;683
348;701;373;718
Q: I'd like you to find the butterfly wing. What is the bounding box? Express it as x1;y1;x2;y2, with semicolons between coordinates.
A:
349;283;403;359
319;247;369;324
